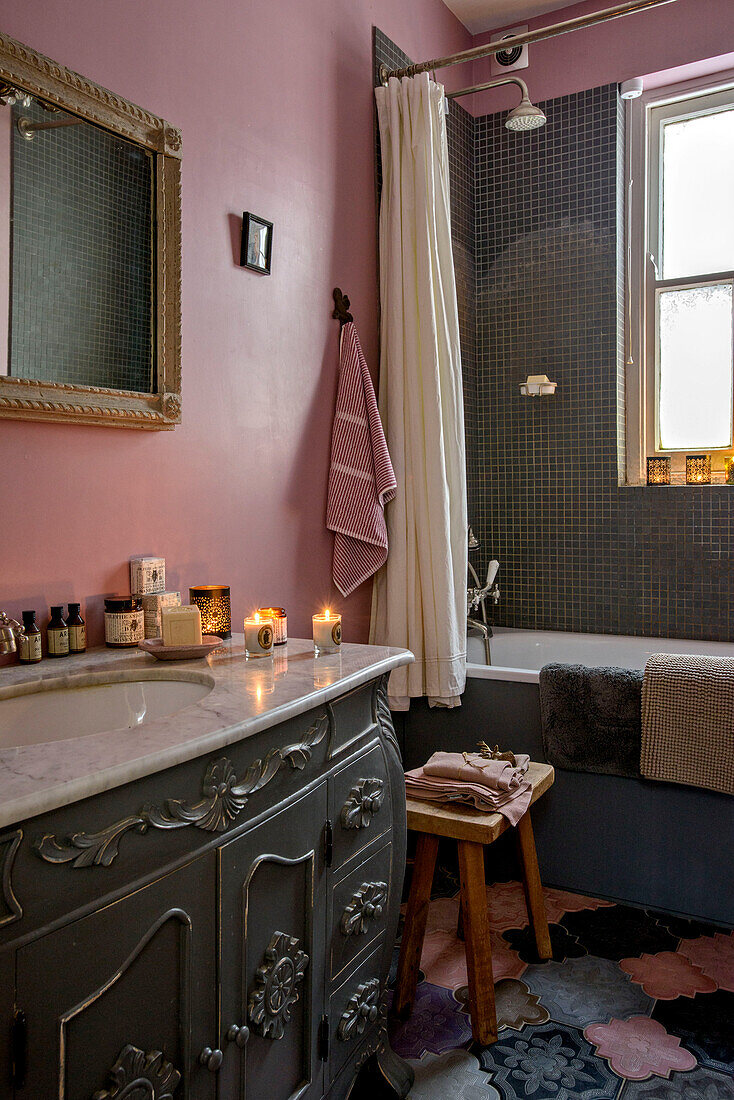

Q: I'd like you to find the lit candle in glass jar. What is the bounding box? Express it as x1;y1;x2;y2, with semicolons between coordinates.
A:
244;612;274;657
312;609;342;655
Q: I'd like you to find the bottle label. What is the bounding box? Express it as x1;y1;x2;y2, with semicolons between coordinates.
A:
105;611;144;645
69;624;86;652
19;633;42;662
48;627;69;655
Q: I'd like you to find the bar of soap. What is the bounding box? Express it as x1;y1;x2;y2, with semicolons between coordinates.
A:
161;604;202;646
142;591;181;639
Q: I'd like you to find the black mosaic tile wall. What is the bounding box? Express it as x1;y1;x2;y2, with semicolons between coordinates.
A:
475;84;734;641
9;100;153;392
373;29;479;515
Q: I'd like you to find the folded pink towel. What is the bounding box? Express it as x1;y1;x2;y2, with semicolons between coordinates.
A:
405;758;532;826
423;750;530;792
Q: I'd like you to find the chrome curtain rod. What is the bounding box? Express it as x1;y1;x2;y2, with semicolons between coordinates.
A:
378;0;679;83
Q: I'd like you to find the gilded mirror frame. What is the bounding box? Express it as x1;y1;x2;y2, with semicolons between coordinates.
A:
0;31;181;429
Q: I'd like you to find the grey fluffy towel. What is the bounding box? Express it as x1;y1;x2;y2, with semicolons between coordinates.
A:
539;663;642;778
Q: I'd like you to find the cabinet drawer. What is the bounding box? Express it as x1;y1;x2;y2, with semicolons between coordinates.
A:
330;743;389;869
327;944;384;1084
329;841;392;983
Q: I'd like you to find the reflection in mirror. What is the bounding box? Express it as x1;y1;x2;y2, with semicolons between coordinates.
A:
1;93;155;393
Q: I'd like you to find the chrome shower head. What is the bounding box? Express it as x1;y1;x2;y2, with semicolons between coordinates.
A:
505;95;546;131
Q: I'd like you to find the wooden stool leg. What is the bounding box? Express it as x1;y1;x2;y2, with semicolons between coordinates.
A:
393;833;439;1019
458;840;498;1046
516;810;552;961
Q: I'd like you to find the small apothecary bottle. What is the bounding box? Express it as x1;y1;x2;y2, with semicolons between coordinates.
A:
18;610;42;664
104;596;144;648
47;606;70;658
67;603;86;653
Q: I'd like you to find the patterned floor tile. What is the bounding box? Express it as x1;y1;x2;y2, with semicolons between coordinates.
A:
503;922;587;964
406;1048;500;1099
425;895;460;936
486;880;614;934
387;981;472;1059
651;913;725;941
652;989;734;1072
562;906;678;962
618;1065;734;1098
421;928;526;989
387;943;424;989
584;1016;697;1080
453;978;550;1031
524;955;653;1028
620;952;716;1000
678;933;734;993
476;1021;623;1099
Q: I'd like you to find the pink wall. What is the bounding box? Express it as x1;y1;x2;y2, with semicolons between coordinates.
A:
0;0;470;651
466;0;734;114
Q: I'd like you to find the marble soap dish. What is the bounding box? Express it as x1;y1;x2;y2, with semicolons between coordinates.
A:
138;636;223;661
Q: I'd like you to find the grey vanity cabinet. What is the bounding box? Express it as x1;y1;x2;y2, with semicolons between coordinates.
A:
13;852;219;1099
1;673;412;1100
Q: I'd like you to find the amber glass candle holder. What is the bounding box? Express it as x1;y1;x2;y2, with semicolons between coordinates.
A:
725;457;734;485
189;585;231;639
685;455;711;485
646;457;671;485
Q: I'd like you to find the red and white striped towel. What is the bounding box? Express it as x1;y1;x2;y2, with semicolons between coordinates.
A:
326;321;396;597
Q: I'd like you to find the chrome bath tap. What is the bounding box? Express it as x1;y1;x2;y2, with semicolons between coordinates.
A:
0;612;25;655
467;537;500;666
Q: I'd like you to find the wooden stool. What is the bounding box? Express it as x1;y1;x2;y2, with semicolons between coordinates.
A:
393;762;554;1046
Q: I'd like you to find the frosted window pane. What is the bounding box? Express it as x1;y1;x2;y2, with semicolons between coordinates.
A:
658;284;733;450
662;109;734;279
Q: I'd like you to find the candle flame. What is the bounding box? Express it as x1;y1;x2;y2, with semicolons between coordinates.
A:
254;612;260;623
325;608;330;620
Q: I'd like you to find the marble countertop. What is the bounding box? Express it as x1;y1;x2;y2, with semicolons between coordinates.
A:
0;636;412;829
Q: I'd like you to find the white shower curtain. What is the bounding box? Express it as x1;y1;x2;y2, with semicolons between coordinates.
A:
371;73;468;710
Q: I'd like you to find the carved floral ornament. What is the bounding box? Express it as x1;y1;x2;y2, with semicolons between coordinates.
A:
340;881;388;937
248;931;309;1040
340;778;385;831
92;1043;181;1100
35;714;329;868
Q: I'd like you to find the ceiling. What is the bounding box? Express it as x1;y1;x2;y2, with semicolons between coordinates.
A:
442;0;570;35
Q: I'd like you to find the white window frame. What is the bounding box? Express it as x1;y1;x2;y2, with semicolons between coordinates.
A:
625;70;734;484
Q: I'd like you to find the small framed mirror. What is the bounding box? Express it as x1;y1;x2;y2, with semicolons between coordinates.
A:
0;31;182;429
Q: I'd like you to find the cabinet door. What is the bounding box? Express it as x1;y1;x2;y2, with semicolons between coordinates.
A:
15;852;217;1100
219;783;328;1100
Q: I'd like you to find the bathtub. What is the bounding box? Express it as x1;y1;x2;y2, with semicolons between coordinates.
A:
467;625;734;682
397;626;734;925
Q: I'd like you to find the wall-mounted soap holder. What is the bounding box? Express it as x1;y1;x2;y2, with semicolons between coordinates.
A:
520;374;557;397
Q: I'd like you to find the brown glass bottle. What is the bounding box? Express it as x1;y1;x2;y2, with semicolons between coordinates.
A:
47;606;70;657
67;603;86;653
18;610;42;663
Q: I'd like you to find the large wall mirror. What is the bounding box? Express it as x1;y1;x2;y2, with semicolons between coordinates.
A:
0;32;181;428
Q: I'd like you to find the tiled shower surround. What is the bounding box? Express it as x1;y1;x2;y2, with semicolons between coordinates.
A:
374;31;734;641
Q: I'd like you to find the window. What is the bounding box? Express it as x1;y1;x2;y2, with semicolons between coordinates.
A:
626;75;734;483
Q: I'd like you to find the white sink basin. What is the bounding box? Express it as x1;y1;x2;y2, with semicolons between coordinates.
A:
0;671;214;748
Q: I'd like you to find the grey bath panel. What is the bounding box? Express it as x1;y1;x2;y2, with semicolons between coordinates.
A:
402;679;733;926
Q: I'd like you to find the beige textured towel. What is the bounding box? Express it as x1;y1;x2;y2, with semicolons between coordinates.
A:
641;653;734;795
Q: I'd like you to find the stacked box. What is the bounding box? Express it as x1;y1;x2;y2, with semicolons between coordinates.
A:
142;591;181;639
130;557;166;596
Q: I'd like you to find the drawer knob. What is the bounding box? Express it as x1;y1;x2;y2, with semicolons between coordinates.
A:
226;1024;250;1048
199;1047;223;1071
340;779;385;831
338;977;381;1042
340;880;388;937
